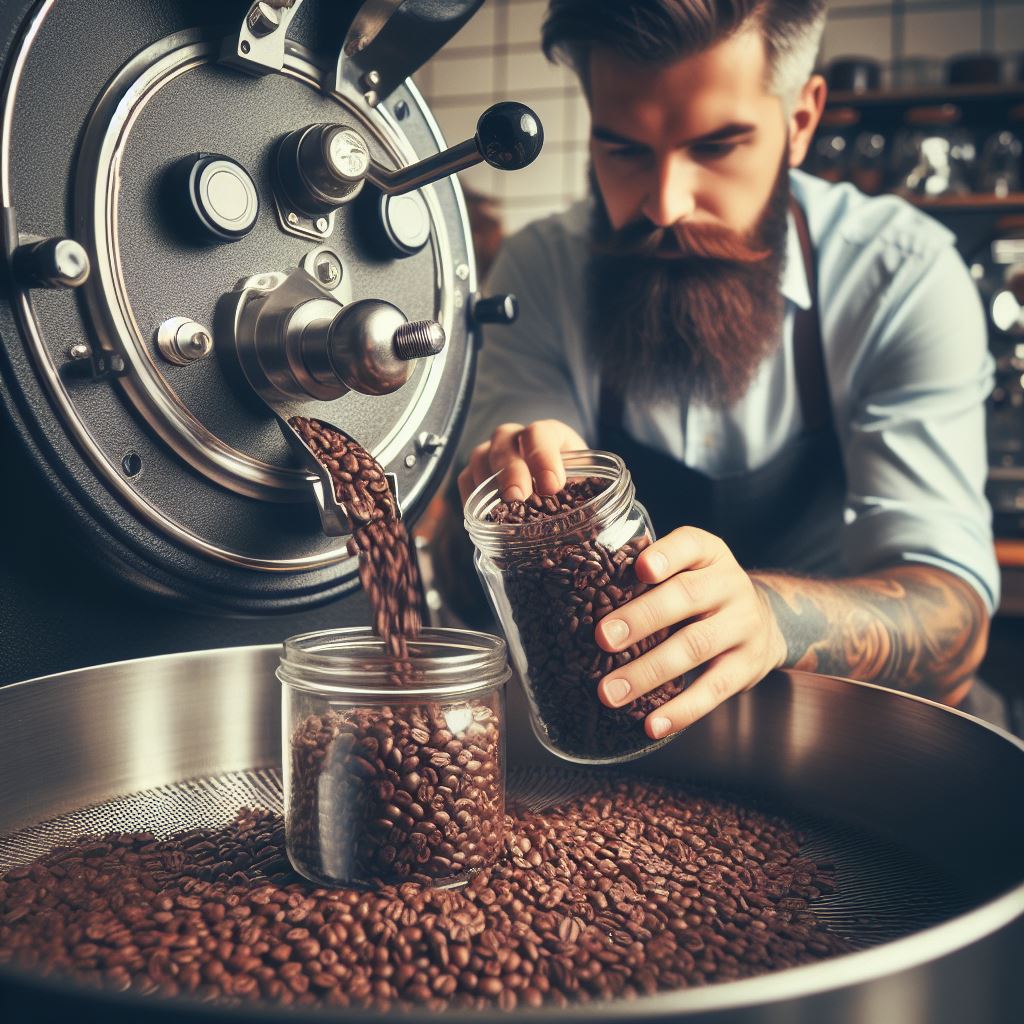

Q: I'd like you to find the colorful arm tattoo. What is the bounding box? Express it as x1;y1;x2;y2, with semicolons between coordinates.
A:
752;565;989;699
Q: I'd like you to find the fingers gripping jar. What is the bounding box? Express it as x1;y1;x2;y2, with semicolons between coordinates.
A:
281;628;509;889
464;450;686;764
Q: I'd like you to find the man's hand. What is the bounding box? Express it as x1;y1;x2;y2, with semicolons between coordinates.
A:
594;527;786;739
457;419;588;506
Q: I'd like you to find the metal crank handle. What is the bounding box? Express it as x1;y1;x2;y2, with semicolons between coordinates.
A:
281;102;544;216
366;101;543;195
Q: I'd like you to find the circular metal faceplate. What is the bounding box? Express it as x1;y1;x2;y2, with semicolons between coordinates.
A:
0;8;475;585
79;38;454;503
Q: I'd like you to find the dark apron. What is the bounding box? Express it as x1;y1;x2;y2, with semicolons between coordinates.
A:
597;202;845;570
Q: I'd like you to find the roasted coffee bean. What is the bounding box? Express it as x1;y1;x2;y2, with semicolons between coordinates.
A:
0;778;851;1011
484;478;687;760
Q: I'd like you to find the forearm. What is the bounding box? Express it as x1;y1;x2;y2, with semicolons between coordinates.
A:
752;565;990;700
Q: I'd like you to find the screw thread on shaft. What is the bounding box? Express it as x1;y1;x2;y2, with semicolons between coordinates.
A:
392;320;446;360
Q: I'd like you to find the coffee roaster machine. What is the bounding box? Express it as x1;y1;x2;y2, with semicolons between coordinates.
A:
0;3;1022;1023
0;0;533;683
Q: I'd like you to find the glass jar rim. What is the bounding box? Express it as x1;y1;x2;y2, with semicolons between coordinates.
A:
278;627;511;698
463;449;633;556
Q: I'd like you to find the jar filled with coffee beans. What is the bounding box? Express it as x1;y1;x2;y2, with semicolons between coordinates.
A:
464;450;687;765
281;627;509;889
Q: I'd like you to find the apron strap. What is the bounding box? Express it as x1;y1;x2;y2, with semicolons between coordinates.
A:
788;199;832;433
598;198;831;436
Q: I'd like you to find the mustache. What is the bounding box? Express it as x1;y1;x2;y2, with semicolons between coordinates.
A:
594;218;771;265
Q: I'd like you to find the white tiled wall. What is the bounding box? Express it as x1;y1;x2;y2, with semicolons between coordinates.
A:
416;0;588;233
417;0;1024;236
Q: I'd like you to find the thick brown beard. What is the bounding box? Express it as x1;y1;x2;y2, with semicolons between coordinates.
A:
587;158;790;408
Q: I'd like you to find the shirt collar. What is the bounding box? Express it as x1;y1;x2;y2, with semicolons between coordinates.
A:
781;208;813;311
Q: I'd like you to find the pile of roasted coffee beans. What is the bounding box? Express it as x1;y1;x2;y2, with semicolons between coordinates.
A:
0;777;851;1010
288;699;504;888
287;417;504;888
486;478;686;760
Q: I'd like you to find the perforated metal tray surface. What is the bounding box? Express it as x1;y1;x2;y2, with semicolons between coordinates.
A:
0;764;968;953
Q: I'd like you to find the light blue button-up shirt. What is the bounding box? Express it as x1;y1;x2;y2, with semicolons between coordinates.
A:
460;169;999;611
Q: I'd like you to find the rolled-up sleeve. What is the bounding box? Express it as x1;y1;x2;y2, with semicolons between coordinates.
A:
840;241;999;612
457;223;589;469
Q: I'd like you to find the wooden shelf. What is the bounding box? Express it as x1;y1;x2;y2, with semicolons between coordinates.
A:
907;194;1024;211
827;83;1024;109
997;539;1024;569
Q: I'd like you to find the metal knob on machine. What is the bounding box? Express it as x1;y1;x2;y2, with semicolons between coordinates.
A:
226;267;446;407
165;154;260;244
470;292;519;326
319;299;445;396
13;237;90;289
276;124;372;217
275;101;543;232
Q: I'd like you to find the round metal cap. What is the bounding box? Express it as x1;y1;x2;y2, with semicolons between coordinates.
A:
177;154;259;243
378;190;431;257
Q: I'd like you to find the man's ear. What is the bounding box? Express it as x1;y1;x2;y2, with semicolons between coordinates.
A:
788;75;827;168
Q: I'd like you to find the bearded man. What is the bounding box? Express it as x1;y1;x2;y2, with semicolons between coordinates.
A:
450;0;1002;734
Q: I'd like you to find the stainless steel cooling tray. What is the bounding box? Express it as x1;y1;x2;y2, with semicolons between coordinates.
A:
1;647;1022;1023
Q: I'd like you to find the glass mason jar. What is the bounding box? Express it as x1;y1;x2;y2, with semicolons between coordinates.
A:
281;627;510;889
464;450;686;765
890;104;975;198
804;106;859;183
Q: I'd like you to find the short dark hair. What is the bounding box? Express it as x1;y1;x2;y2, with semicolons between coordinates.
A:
542;0;826;104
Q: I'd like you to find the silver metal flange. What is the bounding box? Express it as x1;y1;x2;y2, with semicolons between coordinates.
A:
224;266;445;405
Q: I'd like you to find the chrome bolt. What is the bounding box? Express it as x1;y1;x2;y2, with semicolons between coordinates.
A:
315;216;329;233
68;342;90;361
416;432;446;455
186;329;212;354
287;211;299;226
314;253;342;286
361;69;381;107
246;1;281;36
157;317;214;366
404;453;417;468
455;263;470;281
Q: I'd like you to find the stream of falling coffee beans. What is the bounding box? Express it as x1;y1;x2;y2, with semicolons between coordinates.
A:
0;421;854;1009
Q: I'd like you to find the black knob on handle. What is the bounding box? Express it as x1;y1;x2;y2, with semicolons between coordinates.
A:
476;102;544;171
471;293;519;325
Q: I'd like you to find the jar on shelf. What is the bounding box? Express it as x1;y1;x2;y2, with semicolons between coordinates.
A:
889;104;975;198
849;129;888;195
805;106;859;183
281;627;510;889
464;450;687;766
824;56;882;94
977;129;1022;197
